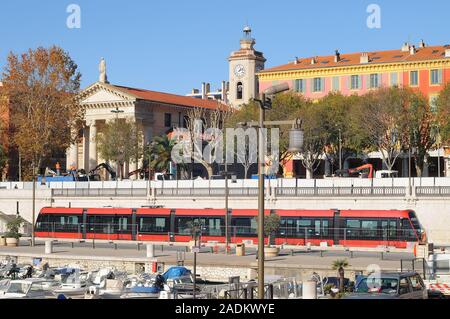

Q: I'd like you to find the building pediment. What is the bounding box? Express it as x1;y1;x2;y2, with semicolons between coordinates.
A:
78;82;137;107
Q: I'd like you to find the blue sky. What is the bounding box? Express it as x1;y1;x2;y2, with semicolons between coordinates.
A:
0;0;448;95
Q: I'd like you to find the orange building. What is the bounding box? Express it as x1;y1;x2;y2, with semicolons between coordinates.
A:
257;42;450;177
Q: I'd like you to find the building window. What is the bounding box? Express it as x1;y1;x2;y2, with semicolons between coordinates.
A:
350;75;361;90
313;78;323;92
237;82;243;100
294;79;305;93
390;73;398;86
369;74;380;89
410;71;419;86
430;69;442;85
164;113;172;128
332;77;340;91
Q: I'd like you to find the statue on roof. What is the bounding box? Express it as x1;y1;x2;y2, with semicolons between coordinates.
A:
99;57;108;83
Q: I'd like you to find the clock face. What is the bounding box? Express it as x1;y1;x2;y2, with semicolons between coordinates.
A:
234;64;246;78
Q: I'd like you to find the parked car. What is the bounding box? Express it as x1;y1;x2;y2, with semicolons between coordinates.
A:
343;272;428;299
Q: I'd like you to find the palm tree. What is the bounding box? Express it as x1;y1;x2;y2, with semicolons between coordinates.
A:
147;135;175;176
332;259;350;293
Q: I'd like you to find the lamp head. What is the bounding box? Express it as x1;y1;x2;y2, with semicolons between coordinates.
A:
263;83;290;95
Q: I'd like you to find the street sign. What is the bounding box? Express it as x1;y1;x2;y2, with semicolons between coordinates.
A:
192;247;200;253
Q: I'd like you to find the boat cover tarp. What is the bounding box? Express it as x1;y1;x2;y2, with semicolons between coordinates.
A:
130;286;161;293
162;267;191;280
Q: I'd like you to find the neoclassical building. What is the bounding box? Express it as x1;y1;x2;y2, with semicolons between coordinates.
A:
68;60;225;177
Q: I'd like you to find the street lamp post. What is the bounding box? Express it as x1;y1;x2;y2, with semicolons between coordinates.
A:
339;128;342;171
31;162;36;247
437;126;441;178
409;147;412;196
257;102;265;299
111;107;124;179
254;83;292;299
237;85;303;299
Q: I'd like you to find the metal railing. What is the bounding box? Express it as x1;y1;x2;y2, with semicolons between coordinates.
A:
155;187;264;197
275;186;406;197
52;188;147;197
416;186;450;197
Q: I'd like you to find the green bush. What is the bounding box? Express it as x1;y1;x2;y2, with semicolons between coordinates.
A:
5;216;24;239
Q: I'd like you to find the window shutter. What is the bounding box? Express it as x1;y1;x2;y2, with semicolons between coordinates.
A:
321;78;325;92
358;75;363;89
378;74;383;87
438;69;443;84
310;78;314;92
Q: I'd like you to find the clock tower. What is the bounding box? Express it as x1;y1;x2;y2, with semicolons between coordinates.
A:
228;26;266;108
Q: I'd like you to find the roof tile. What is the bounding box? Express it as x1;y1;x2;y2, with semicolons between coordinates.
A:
261;45;449;73
112;85;227;110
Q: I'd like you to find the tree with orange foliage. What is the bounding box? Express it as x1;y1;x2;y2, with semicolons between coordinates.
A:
437;83;450;146
0;46;83;178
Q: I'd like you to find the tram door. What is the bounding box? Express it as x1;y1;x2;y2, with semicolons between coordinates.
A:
81;212;87;240
333;211;341;245
380;220;398;246
117;215;130;241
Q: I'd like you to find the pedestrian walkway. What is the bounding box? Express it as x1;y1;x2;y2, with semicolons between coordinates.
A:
0;239;412;272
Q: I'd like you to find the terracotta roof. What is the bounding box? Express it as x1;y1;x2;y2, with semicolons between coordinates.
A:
261;45;450;73
112;84;227;110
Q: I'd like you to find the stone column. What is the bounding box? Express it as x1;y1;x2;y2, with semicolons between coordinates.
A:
142;122;153;178
66;143;78;171
83;126;90;171
88;120;98;171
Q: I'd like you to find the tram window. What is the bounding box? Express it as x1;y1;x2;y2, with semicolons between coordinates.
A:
346;219;361;239
46;214;80;232
87;215;115;234
401;219;416;241
36;214;49;231
408;212;421;231
176;217;224;237
231;217;257;237
322;220;329;236
176;218;194;235
297;219;312;227
361;220;378;239
139;217;169;233
389;220;398;239
314;221;321;236
117;216;129;232
208;218;222;236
